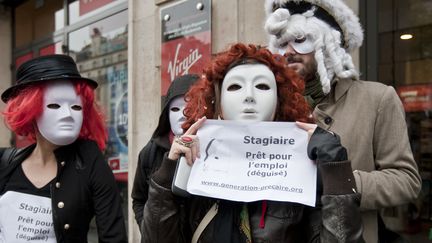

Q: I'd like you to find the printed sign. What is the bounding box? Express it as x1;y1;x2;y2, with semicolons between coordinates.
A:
0;192;56;242
160;0;211;95
398;84;432;112
186;120;317;206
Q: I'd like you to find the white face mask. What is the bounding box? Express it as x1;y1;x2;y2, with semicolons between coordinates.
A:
277;36;315;55
221;64;277;121
36;81;83;146
169;96;186;136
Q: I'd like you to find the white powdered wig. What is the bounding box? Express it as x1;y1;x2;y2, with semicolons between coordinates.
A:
264;1;362;94
265;0;363;52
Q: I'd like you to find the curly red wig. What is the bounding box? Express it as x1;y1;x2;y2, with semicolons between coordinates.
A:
183;43;312;130
2;81;108;150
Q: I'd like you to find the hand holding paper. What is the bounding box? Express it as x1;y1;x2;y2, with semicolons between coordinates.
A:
173;119;318;206
168;116;206;164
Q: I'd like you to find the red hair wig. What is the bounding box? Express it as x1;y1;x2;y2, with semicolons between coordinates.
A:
2;81;108;150
183;43;312;130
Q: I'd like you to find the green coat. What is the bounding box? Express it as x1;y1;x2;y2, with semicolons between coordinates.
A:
313;78;421;243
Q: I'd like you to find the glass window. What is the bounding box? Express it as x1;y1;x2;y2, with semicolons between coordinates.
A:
68;10;128;238
14;0;64;48
377;1;432;241
68;10;128;179
68;0;125;24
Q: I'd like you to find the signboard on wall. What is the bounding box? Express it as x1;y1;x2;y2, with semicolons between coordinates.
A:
160;0;211;95
398;84;432;112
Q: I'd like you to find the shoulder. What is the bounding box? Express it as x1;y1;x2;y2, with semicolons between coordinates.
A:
1;145;34;168
139;140;155;156
351;80;393;94
74;139;104;164
347;81;404;117
139;137;169;158
348;80;397;103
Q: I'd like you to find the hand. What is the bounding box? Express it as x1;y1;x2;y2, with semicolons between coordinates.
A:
168;116;206;165
296;121;317;141
307;127;348;163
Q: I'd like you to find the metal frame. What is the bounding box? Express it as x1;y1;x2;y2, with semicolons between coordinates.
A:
359;0;378;82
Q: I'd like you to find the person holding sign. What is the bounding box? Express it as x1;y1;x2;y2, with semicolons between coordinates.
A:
0;55;127;242
142;43;364;243
131;74;199;231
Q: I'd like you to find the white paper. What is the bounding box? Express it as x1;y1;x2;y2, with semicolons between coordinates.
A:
0;191;56;243
186;120;317;206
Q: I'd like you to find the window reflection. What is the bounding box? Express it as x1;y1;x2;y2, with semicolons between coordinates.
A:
378;0;432;240
68;11;129;178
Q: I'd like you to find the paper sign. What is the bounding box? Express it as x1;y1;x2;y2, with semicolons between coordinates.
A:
186;120;317;206
0;191;56;242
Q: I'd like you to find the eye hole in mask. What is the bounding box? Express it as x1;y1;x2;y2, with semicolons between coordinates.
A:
277;36;315;55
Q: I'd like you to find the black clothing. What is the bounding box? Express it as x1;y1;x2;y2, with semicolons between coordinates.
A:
142;154;364;243
132;74;199;228
143;131;363;242
0;140;127;243
4;164;52;197
131;136;170;226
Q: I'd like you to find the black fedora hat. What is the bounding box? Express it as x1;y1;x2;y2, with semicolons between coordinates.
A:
1;54;98;103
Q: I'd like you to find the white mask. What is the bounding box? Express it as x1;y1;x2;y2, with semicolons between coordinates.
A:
36;81;83;146
169;96;186;135
277;36;315;55
221;64;277;121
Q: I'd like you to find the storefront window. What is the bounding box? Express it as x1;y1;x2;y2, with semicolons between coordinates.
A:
68;10;128;238
378;0;432;241
14;0;64;48
69;10;128;176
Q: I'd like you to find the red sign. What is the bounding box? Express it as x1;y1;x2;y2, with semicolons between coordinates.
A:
160;0;211;95
15;52;33;69
398;84;432;112
108;157;120;170
161;32;211;95
39;44;55;56
79;0;113;16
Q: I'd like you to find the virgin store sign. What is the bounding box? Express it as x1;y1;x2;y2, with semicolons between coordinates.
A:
160;0;211;95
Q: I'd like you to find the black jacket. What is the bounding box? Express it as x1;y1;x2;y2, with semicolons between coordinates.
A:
141;128;365;243
142;155;364;243
131;74;199;228
0;140;127;243
131;136;170;226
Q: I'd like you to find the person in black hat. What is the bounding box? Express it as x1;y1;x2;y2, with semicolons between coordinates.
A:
131;74;199;233
0;54;127;242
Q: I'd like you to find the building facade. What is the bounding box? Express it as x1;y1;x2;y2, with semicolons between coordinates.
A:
0;0;430;242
